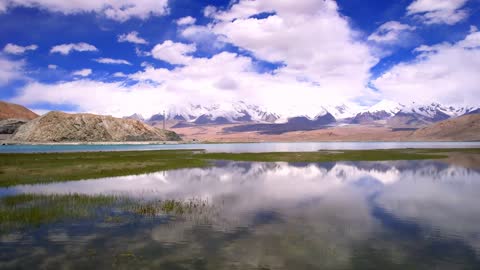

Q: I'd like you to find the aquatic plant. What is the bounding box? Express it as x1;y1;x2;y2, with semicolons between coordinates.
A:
0;193;216;233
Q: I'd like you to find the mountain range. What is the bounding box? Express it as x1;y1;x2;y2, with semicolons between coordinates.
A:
129;100;479;132
0;100;478;143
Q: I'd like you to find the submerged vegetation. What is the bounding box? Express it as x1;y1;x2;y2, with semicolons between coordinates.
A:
0;193;215;232
0;194;119;231
0;148;479;187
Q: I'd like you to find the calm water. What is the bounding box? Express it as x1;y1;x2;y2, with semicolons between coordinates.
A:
1;141;480;153
1;160;480;269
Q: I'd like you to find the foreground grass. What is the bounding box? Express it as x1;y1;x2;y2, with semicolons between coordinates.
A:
0;148;478;187
0;194;215;232
0;150;208;187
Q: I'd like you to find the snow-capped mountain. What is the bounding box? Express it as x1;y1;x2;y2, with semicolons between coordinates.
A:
136;100;478;127
399;102;477;118
324;103;364;120
366;100;403;116
351;100;403;124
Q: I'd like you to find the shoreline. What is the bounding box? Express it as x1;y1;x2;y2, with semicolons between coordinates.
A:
2;148;479;187
2;140;480;146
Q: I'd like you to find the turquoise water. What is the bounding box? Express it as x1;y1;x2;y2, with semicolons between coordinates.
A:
1;141;480;153
1;160;479;269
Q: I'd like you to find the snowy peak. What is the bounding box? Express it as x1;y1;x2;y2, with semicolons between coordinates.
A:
136;101;478;127
324;103;362;119
398;102;477;119
366;100;403;115
351;100;403;124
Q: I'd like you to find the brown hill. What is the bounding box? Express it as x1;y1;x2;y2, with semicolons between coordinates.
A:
11;111;181;142
0;101;38;120
411;114;480;141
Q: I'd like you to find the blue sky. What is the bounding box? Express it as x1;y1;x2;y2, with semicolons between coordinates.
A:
0;0;479;117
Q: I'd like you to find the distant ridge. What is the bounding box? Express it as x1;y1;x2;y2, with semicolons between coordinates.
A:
12;111;181;142
0;101;38;120
411;114;480;141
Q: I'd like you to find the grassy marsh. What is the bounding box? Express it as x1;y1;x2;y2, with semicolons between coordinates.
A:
0;193;215;232
0;148;478;187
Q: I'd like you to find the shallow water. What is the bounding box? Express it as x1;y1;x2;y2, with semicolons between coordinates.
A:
1;160;480;269
1;141;480;153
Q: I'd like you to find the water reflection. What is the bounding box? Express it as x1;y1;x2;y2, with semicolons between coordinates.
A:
1;160;480;269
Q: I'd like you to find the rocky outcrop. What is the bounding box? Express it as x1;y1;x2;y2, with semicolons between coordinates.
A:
0;119;28;134
11;111;181;142
0;101;38;120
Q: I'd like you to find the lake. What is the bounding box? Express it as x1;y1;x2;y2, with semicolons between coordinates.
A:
1;141;480;153
1;159;479;269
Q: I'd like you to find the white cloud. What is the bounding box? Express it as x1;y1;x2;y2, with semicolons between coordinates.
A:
135;47;151;57
3;43;38;55
1;0;169;21
118;31;148;45
113;72;128;77
373;29;480;106
72;69;92;77
0;57;23;85
368;21;416;43
407;0;469;25
94;58;132;65
8;0;383;117
470;25;479;33
50;43;98;55
11;80;176;117
11;50;373;118
203;6;217;17
151;40;196;65
48;64;57;69
176;16;196;26
209;0;377;97
0;1;6;12
180;25;225;49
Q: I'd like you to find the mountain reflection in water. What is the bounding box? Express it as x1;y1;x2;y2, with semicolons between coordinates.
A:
1;160;479;269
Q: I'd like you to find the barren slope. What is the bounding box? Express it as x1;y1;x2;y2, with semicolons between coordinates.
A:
12;111;181;142
0;101;38;120
411;114;480;141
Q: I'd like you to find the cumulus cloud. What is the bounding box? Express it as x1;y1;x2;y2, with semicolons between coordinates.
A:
373;29;480;106
11;80;177;117
72;69;92;77
12;51;371;118
209;0;377;96
0;0;169;21
407;0;469;25
118;31;148;45
3;43;38;55
8;0;382;117
94;58;132;65
203;5;217;17
176;16;196;26
50;43;98;55
151;40;196;65
0;57;24;85
368;21;416;43
48;64;57;69
180;25;225;50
